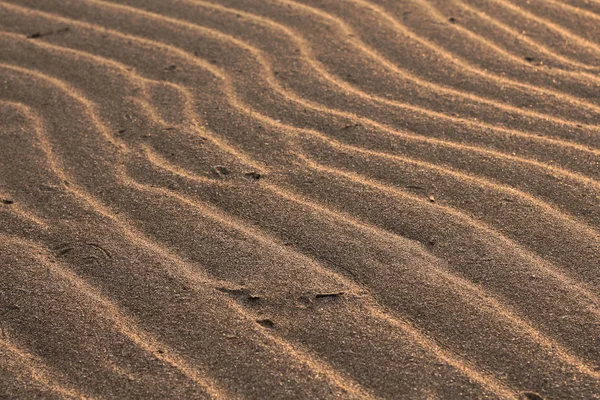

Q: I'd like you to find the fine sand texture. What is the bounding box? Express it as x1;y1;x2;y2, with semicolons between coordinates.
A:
1;0;599;399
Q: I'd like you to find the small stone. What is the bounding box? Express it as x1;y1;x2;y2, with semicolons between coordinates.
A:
244;172;261;180
213;165;230;176
520;392;544;400
256;319;275;328
315;292;344;299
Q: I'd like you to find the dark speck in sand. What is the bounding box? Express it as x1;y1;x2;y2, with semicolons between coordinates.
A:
244;172;261;180
213;166;230;176
315;292;344;299
256;319;275;328
520;392;544;400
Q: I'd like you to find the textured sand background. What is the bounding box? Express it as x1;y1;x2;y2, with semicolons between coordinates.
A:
1;0;600;399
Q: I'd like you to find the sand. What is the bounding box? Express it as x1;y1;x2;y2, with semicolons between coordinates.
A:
0;0;599;399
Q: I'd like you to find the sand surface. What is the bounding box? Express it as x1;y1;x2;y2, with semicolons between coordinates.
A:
1;0;599;399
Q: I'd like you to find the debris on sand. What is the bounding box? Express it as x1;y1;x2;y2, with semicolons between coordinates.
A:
315;292;344;299
256;319;275;328
27;27;69;39
244;171;261;180
213;165;230;176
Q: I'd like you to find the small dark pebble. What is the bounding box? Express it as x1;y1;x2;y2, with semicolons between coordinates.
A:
213;166;230;176
27;27;69;39
216;287;260;302
520;392;544;400
56;247;74;256
448;17;456;23
524;56;535;62
315;292;344;299
165;64;177;71
1;199;14;205
244;172;261;180
256;319;275;328
216;287;247;296
117;129;126;134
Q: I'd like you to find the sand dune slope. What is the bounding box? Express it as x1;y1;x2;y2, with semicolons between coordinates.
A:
0;1;599;399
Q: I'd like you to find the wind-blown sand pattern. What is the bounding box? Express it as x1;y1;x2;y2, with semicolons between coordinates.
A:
0;0;599;399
